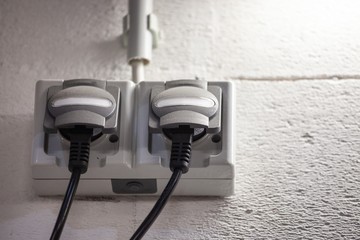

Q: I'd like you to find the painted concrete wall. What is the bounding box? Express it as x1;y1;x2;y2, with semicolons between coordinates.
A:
0;0;359;239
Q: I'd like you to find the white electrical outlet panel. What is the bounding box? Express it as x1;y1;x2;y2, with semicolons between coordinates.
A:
32;79;235;196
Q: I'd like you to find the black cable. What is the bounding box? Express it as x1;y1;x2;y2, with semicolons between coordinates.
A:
50;168;81;240
130;169;182;240
50;126;93;240
130;126;194;240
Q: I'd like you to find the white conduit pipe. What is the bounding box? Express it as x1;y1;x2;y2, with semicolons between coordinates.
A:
127;0;153;83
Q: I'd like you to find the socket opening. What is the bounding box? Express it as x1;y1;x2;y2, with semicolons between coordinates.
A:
162;126;206;142
59;126;103;142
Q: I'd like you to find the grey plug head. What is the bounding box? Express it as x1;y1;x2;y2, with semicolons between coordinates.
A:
151;80;219;128
48;85;116;128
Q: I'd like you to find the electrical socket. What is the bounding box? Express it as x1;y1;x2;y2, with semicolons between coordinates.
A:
32;79;235;196
32;79;135;195
136;80;235;196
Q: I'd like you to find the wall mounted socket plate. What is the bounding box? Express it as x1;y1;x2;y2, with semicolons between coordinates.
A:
135;80;235;196
32;79;235;196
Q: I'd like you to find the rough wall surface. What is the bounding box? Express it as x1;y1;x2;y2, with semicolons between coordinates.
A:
0;0;359;239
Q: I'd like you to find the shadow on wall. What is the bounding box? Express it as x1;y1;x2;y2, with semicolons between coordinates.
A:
67;36;131;80
91;36;127;68
0;114;35;203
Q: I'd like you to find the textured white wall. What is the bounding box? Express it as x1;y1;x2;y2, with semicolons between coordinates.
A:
0;0;360;239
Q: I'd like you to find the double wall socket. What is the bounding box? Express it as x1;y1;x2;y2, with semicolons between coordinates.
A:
32;79;235;196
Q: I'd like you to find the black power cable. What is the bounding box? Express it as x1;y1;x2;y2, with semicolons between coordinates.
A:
130;126;194;240
50;168;81;240
50;126;93;240
130;169;182;240
50;125;195;240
